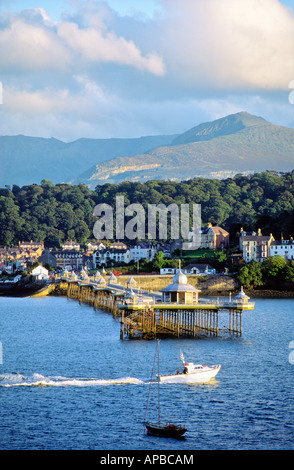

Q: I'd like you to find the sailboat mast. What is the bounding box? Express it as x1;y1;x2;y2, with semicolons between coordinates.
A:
157;340;160;424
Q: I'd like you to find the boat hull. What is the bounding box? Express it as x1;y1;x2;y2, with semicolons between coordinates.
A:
144;422;187;438
159;365;221;384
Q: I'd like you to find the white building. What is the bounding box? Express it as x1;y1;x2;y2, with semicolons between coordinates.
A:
62;240;80;251
239;228;274;262
269;239;294;260
182;263;216;275
86;242;105;251
130;243;157;262
161;269;200;305
31;265;49;280
93;248;131;267
160;267;178;275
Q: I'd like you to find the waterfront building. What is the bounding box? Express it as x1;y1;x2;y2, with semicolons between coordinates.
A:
182;263;216;275
109;242;127;250
160;264;216;275
269;239;294;260
186;223;229;250
62;240;80;251
161;269;200;304
160;267;178;275
38;249;57;268
93;248;131;267
1;243;44;271
130;242;157;262
86;241;105;251
239;228;274;262
19;240;44;250
31;265;49;280
52;250;83;270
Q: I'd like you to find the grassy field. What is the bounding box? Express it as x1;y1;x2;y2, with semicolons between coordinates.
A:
182;249;223;259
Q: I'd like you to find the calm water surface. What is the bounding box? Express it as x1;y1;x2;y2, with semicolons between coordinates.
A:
0;295;293;450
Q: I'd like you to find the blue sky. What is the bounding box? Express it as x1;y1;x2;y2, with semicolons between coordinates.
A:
5;1;294;18
2;0;164;23
4;0;161;18
0;0;293;141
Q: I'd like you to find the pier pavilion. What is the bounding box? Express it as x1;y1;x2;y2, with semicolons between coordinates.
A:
59;270;255;340
161;269;200;304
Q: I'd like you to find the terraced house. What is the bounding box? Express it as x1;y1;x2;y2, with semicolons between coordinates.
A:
239;228;274;262
269;239;294;260
93;248;131;267
187;223;230;250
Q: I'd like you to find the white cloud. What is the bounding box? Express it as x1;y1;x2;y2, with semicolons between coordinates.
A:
0;17;70;72
3;86;73;116
0;0;293;141
0;5;165;76
57;20;165;75
160;0;294;90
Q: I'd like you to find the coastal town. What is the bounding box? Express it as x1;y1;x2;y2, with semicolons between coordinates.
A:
0;222;292;279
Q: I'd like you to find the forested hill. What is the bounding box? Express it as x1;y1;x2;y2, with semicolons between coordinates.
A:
1;170;294;247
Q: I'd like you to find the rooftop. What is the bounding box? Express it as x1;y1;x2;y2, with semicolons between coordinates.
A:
161;269;200;293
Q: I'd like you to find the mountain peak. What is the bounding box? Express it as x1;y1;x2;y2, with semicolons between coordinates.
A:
171;111;268;146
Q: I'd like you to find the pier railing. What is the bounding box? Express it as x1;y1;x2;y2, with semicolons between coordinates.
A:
59;277;254;340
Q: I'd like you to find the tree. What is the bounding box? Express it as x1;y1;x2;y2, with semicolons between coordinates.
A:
152;251;165;270
237;266;250;288
283;261;294;283
237;261;263;288
261;256;287;280
0;196;24;245
75;220;90;244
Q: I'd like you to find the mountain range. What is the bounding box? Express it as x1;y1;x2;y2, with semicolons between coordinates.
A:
1;112;294;188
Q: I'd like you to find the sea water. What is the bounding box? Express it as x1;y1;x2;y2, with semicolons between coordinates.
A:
0;296;294;450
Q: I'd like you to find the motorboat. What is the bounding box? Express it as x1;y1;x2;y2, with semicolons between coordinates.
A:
157;352;221;384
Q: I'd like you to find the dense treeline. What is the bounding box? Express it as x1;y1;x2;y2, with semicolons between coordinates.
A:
237;256;294;290
0;180;97;247
1;170;294;247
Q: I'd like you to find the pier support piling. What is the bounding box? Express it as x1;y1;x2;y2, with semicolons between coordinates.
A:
64;281;249;340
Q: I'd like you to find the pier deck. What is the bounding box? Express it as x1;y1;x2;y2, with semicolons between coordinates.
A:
61;278;254;339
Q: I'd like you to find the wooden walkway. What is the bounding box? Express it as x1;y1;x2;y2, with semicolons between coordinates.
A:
63;280;253;340
66;281;121;317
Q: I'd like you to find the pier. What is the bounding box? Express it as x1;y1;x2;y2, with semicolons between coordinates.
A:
56;268;254;340
119;299;250;340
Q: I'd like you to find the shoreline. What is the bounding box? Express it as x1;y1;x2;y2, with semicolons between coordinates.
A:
200;288;294;298
1;273;294;299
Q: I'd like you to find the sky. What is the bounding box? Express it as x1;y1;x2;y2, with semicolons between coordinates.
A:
0;0;293;141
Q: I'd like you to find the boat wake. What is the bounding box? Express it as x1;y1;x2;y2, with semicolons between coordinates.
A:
0;373;144;388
